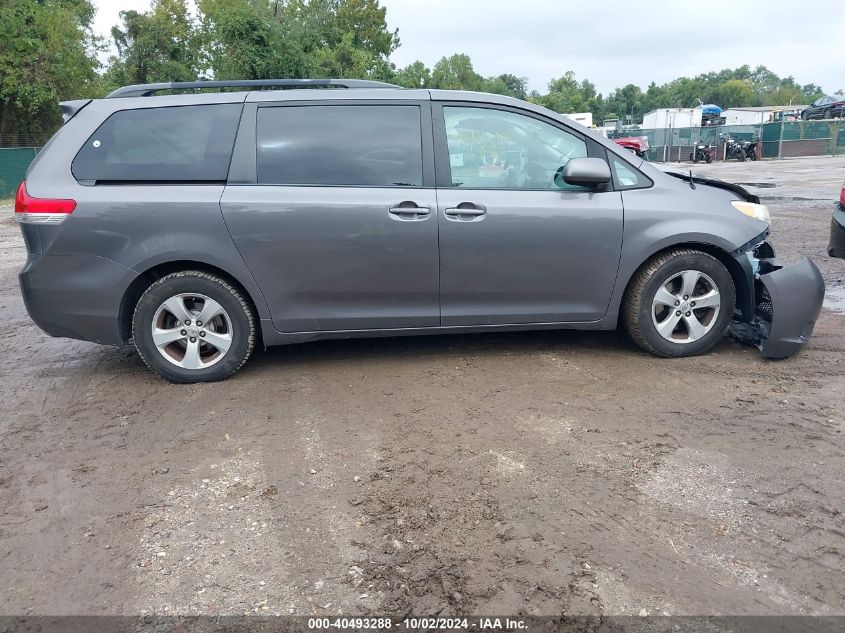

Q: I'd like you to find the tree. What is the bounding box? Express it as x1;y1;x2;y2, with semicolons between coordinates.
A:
394;60;431;88
605;83;643;122
0;0;102;137
487;73;527;99
105;0;198;88
281;0;399;78
430;54;484;91
709;79;754;108
198;0;313;80
532;72;605;119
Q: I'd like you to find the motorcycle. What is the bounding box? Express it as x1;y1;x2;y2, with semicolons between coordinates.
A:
690;143;714;163
741;140;757;161
723;136;747;162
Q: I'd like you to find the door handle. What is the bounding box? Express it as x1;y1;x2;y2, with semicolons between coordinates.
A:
388;202;430;220
444;203;487;219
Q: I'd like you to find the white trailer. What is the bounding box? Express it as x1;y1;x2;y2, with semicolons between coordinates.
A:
641;107;703;129
722;106;808;126
564;112;593;128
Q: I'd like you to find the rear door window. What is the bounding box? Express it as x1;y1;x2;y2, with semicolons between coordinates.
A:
256;105;423;187
72;104;242;183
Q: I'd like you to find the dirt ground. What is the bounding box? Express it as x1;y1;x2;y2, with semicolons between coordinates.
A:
1;156;844;618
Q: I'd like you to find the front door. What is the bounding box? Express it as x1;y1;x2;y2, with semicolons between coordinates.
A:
221;102;439;333
434;104;624;326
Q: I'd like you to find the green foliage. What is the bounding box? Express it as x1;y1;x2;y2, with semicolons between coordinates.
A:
430;54;484;91
0;1;834;138
104;0;198;89
393;57;526;99
278;0;398;78
197;0;313;80
0;0;102;136
529;65;828;124
393;60;431;88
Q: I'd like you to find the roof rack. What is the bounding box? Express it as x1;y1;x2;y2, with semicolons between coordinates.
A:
107;78;400;99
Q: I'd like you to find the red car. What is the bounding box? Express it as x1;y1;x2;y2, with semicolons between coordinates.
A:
613;136;649;159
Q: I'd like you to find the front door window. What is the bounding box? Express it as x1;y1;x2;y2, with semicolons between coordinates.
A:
443;106;588;190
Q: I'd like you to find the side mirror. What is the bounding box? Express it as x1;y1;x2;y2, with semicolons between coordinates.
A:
557;157;611;188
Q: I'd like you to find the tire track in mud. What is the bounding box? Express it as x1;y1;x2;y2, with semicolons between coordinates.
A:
130;400;383;615
353;441;599;616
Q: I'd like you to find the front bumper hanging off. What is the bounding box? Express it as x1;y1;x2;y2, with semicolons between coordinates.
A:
728;241;825;359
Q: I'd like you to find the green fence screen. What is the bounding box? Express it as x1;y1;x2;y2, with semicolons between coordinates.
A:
0;147;39;198
609;120;843;162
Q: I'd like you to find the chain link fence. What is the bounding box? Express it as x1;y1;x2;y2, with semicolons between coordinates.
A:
611;119;845;163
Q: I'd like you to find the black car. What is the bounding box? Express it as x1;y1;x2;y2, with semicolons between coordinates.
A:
801;96;845;120
830;181;845;259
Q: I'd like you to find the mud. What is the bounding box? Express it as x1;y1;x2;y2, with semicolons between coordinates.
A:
1;156;844;616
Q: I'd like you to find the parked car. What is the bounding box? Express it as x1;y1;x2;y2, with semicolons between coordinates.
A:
801;96;845;120
16;79;825;382
829;181;845;259
613;135;649;159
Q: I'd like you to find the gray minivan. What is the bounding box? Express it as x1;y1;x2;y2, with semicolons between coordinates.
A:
16;79;825;383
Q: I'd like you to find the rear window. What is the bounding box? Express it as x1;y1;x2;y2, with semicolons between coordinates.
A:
256;105;423;187
72;104;242;183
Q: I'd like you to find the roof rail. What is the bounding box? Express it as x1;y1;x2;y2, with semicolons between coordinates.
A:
106;78;400;98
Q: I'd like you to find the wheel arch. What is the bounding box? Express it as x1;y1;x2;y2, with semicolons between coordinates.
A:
617;241;752;324
119;260;265;344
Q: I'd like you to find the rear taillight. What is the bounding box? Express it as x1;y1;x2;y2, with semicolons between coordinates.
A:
15;182;76;224
840;183;845;206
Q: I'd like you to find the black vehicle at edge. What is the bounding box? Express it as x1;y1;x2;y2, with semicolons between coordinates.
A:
801;96;845;120
830;181;845;259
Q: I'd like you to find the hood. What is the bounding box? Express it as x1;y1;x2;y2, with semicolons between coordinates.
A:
662;170;761;204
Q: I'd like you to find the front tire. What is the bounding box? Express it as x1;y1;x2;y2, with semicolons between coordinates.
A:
623;249;735;357
132;271;256;383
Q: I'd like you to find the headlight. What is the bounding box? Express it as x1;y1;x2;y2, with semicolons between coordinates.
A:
731;201;770;224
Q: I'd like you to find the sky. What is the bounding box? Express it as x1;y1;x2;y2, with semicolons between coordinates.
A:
91;0;844;96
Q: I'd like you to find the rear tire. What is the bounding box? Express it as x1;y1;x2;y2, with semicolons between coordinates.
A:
623;249;736;358
132;271;256;383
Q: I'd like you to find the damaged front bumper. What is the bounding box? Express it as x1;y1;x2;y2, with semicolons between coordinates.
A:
728;241;825;359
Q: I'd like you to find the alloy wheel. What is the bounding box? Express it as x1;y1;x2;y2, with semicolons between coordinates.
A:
151;293;233;369
651;270;721;344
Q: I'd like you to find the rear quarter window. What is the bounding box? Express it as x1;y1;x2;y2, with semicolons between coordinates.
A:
72;104;242;183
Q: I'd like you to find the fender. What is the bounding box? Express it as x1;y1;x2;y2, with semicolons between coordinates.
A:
128;250;272;321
